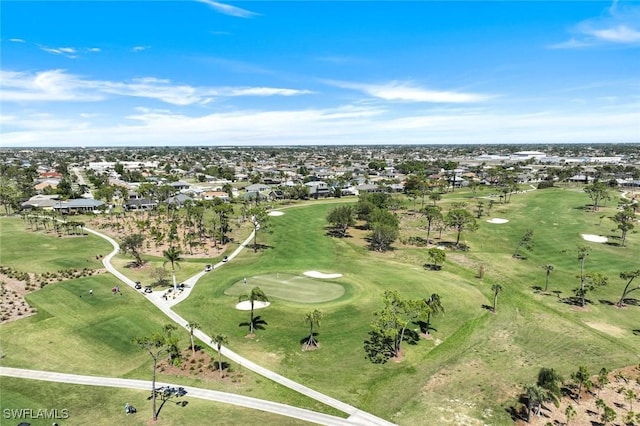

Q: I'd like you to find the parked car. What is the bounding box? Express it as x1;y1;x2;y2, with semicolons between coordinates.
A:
144;286;153;293
134;282;142;289
222;256;229;263
204;264;212;272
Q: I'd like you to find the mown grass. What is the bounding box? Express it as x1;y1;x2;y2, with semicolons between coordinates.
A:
0;217;110;272
2;187;638;425
0;377;312;426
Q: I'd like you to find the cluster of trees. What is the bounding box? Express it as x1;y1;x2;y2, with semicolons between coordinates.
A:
364;290;443;364
521;366;639;425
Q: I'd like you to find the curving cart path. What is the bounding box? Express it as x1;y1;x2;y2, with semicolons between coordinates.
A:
79;226;394;426
0;366;356;425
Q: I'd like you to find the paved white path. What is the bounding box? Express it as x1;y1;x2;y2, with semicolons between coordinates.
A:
0;366;355;425
80;226;395;425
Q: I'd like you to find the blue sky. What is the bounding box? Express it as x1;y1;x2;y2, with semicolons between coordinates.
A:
1;1;639;147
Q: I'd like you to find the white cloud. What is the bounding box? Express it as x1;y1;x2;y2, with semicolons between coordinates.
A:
3;102;637;147
327;80;492;103
196;0;258;18
9;38;26;43
224;87;314;96
589;25;640;43
0;69;313;105
132;46;149;52
550;3;640;48
37;45;101;58
0;69;102;102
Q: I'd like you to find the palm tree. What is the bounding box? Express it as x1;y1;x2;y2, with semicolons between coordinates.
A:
303;309;323;350
491;284;503;313
162;246;182;294
211;334;228;378
565;404;577;425
542;264;554;292
571;365;590;402
423;293;444;335
187;321;200;357
238;287;269;335
525;384;548;421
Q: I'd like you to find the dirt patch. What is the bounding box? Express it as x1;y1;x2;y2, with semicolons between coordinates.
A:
515;365;640;426
87;215;231;259
0;268;107;323
159;349;245;384
585;321;627;337
0;276;37;323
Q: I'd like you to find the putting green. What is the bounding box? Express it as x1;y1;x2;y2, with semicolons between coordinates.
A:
224;273;345;303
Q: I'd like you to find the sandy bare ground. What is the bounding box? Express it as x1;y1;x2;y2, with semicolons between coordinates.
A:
235;300;271;311
486;218;509;224
516;365;640;426
0;274;36;323
581;234;608;243
303;271;343;279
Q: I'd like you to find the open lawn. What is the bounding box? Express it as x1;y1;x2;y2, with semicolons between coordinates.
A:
2;186;639;425
0;217;110;272
176;188;639;424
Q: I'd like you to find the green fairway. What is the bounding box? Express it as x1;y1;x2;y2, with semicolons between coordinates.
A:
3;186;639;425
225;273;346;303
0;217;110;272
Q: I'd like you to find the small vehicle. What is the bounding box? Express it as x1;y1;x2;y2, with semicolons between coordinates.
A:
144;286;153;293
134;282;142;290
204;264;212;272
222;256;229;263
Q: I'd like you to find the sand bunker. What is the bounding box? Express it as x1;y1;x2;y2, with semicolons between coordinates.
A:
235;300;271;311
486;218;509;224
304;271;343;279
268;211;284;216
581;234;608;243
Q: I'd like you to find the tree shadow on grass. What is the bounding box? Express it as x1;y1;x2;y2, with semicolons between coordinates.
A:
414;320;437;335
252;243;274;252
239;316;268;332
560;296;592;306
422;263;442;271
403;329;420;346
481;304;495;312
531;285;543;293
622;298;640;306
505;400;527;422
598;299;615;306
438;241;469;251
299;332;320;345
632;329;640;336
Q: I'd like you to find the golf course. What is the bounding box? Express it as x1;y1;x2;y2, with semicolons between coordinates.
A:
1;186;638;425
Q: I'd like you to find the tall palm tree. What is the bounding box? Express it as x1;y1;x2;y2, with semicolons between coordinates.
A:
187;321;200;357
162;246;182;293
423;293;444;335
525;384;549;421
491;284;503;313
303;309;323;350
542;264;554;292
211;333;228;378
238;287;268;335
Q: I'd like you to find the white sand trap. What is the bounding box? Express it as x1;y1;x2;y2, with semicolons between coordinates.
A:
486;218;509;224
581;234;608;243
304;271;343;279
268;211;284;216
235;300;271;311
